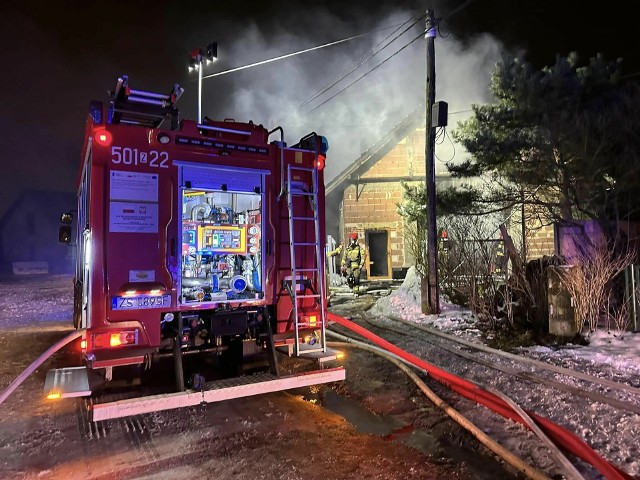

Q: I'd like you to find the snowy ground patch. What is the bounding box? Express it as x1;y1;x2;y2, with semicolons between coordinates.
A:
369;267;479;335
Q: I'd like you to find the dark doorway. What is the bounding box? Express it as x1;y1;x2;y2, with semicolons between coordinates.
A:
366;230;389;278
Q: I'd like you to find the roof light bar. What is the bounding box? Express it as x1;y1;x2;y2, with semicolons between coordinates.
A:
197;124;251;136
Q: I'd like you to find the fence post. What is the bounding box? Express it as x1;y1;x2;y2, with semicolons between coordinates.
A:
633;264;639;332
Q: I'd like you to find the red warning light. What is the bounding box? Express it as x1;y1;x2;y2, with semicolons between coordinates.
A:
314;154;326;171
94;129;113;147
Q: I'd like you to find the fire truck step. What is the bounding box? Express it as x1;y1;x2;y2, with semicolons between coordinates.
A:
44;366;105;399
90;367;345;421
275;344;341;362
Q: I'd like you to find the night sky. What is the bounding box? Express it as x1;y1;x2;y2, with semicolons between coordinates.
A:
0;0;636;219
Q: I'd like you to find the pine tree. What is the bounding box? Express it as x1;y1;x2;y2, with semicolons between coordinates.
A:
442;53;640;235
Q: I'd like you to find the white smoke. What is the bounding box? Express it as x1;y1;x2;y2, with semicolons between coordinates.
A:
195;10;508;182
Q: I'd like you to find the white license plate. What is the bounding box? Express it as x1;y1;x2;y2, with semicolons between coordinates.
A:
112;294;171;310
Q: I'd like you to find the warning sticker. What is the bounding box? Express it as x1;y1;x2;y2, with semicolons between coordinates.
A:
110;202;158;233
109;170;159;233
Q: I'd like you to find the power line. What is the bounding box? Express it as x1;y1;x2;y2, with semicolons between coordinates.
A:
305;1;481;114
308;32;424;113
301;15;424;108
201;24;402;81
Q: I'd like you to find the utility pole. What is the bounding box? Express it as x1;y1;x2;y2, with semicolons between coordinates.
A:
424;9;440;314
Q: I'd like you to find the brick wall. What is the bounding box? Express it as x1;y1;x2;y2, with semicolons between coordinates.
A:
343;182;407;275
527;223;556;258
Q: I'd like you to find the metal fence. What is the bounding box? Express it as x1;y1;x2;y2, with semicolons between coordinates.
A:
624;264;640;332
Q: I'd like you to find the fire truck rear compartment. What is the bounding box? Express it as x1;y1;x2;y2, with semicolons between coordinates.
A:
44;75;340;415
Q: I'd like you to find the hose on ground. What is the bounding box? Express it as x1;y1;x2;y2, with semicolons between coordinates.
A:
485;386;585;480
327;311;632;480
0;329;82;405
326;331;552;480
361;314;585;480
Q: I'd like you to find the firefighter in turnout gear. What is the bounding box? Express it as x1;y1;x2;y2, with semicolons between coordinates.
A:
341;232;366;297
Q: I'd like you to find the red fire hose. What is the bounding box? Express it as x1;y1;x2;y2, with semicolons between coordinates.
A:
327;312;634;480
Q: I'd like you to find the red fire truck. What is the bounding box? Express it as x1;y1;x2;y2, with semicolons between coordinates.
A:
48;75;344;420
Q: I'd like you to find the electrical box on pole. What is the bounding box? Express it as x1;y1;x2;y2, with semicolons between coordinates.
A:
432;101;448;127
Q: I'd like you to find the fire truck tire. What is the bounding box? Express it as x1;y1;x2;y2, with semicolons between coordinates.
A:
173;335;185;392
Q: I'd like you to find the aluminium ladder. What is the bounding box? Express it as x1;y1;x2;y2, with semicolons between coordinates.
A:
285;164;327;356
108;74;184;129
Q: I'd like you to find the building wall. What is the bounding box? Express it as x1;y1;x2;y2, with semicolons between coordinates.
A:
338;126;561;278
0;190;76;274
342;183;407;276
527;223;556;259
340;130;428;278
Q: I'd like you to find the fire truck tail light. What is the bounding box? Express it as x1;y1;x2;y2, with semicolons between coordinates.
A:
314;154;326;171
92;330;139;349
80;340;87;350
94;129;113;146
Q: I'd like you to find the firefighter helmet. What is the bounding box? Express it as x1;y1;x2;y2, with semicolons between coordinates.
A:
350;232;358;240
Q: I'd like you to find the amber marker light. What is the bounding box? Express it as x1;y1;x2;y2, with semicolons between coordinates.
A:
46;391;61;400
336;351;346;360
109;334;123;347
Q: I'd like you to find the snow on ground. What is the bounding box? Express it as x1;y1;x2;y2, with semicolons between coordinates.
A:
371;267;640;375
369;266;481;334
525;331;640;378
369;266;640;479
0;274;73;329
2;272;639;478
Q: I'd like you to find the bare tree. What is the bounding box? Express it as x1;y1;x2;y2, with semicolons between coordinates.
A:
557;241;634;334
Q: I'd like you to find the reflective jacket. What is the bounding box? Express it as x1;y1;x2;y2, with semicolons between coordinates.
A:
342;243;365;268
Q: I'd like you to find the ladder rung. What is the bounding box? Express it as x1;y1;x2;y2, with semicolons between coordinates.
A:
293;268;320;272
298;347;325;354
296;323;322;328
292;242;318;246
295;294;321;299
289;166;315;172
292;216;315;221
291;191;315;197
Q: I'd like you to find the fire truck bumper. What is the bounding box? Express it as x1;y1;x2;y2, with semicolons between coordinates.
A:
89;367;345;421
